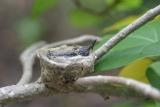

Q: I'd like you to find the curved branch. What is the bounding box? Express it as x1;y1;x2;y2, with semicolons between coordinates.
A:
17;41;46;85
94;4;160;60
75;75;160;101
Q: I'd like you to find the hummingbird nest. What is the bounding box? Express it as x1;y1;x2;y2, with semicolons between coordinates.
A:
37;45;96;92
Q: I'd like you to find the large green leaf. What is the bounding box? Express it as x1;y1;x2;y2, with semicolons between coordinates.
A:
146;61;160;89
95;20;160;72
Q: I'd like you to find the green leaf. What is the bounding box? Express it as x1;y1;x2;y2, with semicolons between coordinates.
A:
95;20;160;72
148;62;160;76
69;9;103;28
146;61;160;89
31;0;58;18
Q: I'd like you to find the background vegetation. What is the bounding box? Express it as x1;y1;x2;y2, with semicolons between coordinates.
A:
0;0;160;107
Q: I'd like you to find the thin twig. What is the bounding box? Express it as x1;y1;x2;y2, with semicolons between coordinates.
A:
17;41;46;85
94;4;160;60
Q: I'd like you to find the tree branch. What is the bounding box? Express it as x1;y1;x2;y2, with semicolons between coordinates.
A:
0;83;52;104
1;75;160;104
17;41;46;85
75;75;160;101
94;4;160;60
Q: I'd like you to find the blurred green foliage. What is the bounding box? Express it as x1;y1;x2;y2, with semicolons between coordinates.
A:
77;0;107;12
16;0;160;47
112;101;133;107
115;0;143;11
16;18;43;47
111;99;156;107
69;9;103;28
31;0;59;18
69;0;143;28
17;0;59;47
105;0;115;6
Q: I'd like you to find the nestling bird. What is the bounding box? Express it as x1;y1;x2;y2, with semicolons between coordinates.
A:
47;40;96;59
